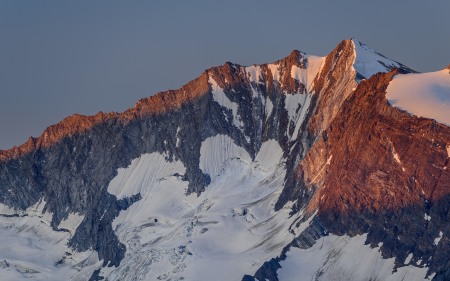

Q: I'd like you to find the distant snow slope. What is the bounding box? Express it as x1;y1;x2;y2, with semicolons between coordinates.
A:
0;201;100;280
386;69;450;126
353;39;402;80
277;234;433;281
104;136;301;281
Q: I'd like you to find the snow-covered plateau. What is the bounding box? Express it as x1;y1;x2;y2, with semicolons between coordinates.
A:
386;69;450;126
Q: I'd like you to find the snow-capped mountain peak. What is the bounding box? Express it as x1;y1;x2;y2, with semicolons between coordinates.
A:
1;39;449;281
351;38;413;81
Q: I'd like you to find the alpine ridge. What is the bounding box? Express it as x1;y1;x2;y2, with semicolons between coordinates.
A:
0;39;449;281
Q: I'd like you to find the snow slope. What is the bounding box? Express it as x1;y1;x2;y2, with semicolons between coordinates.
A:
353;39;402;80
0;201;100;281
386;69;450;126
290;55;325;92
277;234;433;281
209;76;245;131
104;136;301;281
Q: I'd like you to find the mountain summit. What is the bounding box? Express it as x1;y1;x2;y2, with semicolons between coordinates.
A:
0;39;449;281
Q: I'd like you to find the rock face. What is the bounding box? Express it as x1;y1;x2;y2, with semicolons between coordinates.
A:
0;39;449;280
273;70;450;279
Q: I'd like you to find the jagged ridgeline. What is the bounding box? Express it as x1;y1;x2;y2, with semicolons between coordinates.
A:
0;39;449;281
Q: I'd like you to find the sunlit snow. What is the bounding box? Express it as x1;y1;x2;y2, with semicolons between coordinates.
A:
386;69;450;126
267;63;280;82
290;55;325;92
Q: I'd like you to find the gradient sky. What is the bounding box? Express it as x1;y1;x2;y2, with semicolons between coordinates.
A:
1;0;449;149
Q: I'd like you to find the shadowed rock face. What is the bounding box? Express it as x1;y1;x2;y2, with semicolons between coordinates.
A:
1;39;449;280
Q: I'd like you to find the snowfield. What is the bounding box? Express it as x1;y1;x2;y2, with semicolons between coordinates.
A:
104;136;300;280
386;69;450;127
278;234;433;281
0;201;100;280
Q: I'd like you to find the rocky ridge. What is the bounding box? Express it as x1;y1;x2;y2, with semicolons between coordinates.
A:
0;39;449;280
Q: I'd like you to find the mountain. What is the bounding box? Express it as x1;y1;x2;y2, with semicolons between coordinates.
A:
0;39;449;281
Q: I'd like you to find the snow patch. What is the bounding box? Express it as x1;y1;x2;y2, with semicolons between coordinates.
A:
405;253;413;264
255;139;284;171
284;93;308;137
267;64;280;82
392;149;401;164
278;234;431;281
284;93;313;141
446;145;450;158
245;65;263;84
309;155;333;185
209;76;245;129
0;203;20;216
386;69;450;126
424;213;431;221
176;127;181;147
107;153;186;199
58;213;84;233
434;231;443;246
199;134;251;182
290;55;325;91
265;97;273;117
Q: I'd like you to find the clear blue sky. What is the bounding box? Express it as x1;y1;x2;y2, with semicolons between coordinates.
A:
1;0;449;149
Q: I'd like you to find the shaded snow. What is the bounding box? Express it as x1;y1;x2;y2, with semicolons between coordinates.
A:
386;70;450;126
104;138;300;281
284;55;323;141
434;231;443;246
290;93;313;141
244;65;273;120
199;134;251;181
176;127;181;147
284;92;313;141
265;96;273;117
405;253;413;264
0;201;100;281
353;39;401;80
278;234;432;281
58;213;85;233
107;153;185;199
255;140;284;171
209;76;245;130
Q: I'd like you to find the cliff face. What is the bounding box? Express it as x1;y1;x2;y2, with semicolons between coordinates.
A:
283;70;450;278
0;39;449;281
